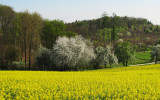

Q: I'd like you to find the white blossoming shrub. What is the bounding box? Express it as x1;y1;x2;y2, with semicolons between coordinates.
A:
151;44;160;64
52;36;95;70
94;46;118;68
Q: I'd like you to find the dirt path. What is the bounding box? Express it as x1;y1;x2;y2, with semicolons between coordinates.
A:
129;61;160;66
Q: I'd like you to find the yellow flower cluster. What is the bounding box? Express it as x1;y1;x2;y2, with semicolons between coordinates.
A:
0;65;160;99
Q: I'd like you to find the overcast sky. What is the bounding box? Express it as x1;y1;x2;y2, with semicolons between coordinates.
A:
1;0;160;25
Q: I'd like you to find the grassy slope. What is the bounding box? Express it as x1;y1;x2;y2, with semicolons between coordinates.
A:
133;51;151;64
135;51;151;60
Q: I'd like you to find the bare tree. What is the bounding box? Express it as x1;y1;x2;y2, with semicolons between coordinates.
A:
28;12;42;69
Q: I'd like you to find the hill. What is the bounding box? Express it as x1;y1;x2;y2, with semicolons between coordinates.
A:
66;14;160;49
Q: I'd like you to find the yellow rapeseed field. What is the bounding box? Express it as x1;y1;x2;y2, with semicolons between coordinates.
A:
0;65;160;100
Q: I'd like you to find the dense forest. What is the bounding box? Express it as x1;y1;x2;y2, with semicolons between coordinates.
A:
0;5;160;70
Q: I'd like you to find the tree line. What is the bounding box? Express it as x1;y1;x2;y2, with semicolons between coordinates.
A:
0;4;76;70
0;5;160;71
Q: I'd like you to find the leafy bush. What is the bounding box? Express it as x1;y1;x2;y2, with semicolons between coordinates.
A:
36;45;52;70
117;33;123;37
126;31;131;36
4;46;19;68
11;61;25;70
117;39;123;43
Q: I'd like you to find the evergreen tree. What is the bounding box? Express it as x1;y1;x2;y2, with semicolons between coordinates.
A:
111;25;118;43
111;14;118;43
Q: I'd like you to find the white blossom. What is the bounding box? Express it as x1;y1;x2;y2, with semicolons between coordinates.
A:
52;35;95;68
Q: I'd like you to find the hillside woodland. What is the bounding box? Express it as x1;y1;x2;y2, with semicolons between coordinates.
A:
1;5;160;70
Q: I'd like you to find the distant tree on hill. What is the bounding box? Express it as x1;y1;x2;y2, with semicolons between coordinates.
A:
96;19;102;30
111;14;118;43
111;26;118;43
143;37;150;52
155;39;160;46
101;12;109;29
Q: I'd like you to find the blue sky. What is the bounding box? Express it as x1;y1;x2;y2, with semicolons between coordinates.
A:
1;0;160;25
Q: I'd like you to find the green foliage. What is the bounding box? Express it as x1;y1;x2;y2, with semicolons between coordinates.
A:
115;41;135;66
151;45;160;64
11;61;25;70
1;4;160;70
4;47;19;64
102;14;109;28
41;20;77;49
117;33;123;37
111;26;118;43
63;31;77;38
96;28;111;42
155;38;160;46
36;45;52;70
41;20;66;49
126;31;131;37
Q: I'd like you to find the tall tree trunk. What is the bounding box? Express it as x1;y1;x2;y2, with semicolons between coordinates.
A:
155;55;158;64
123;62;125;66
105;64;106;68
126;61;128;67
24;33;27;67
1;47;4;69
29;43;32;70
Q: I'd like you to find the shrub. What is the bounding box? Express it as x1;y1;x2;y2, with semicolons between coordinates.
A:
117;39;123;43
11;61;25;70
117;33;123;37
94;46;118;68
4;46;19;68
36;45;52;70
151;45;160;64
126;31;131;37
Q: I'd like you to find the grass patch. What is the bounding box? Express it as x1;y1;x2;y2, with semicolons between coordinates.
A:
135;51;151;60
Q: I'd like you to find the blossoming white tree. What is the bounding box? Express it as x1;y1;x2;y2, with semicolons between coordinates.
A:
94;46;118;68
52;35;95;70
151;45;160;64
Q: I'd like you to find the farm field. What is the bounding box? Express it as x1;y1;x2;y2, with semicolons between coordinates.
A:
0;65;160;99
